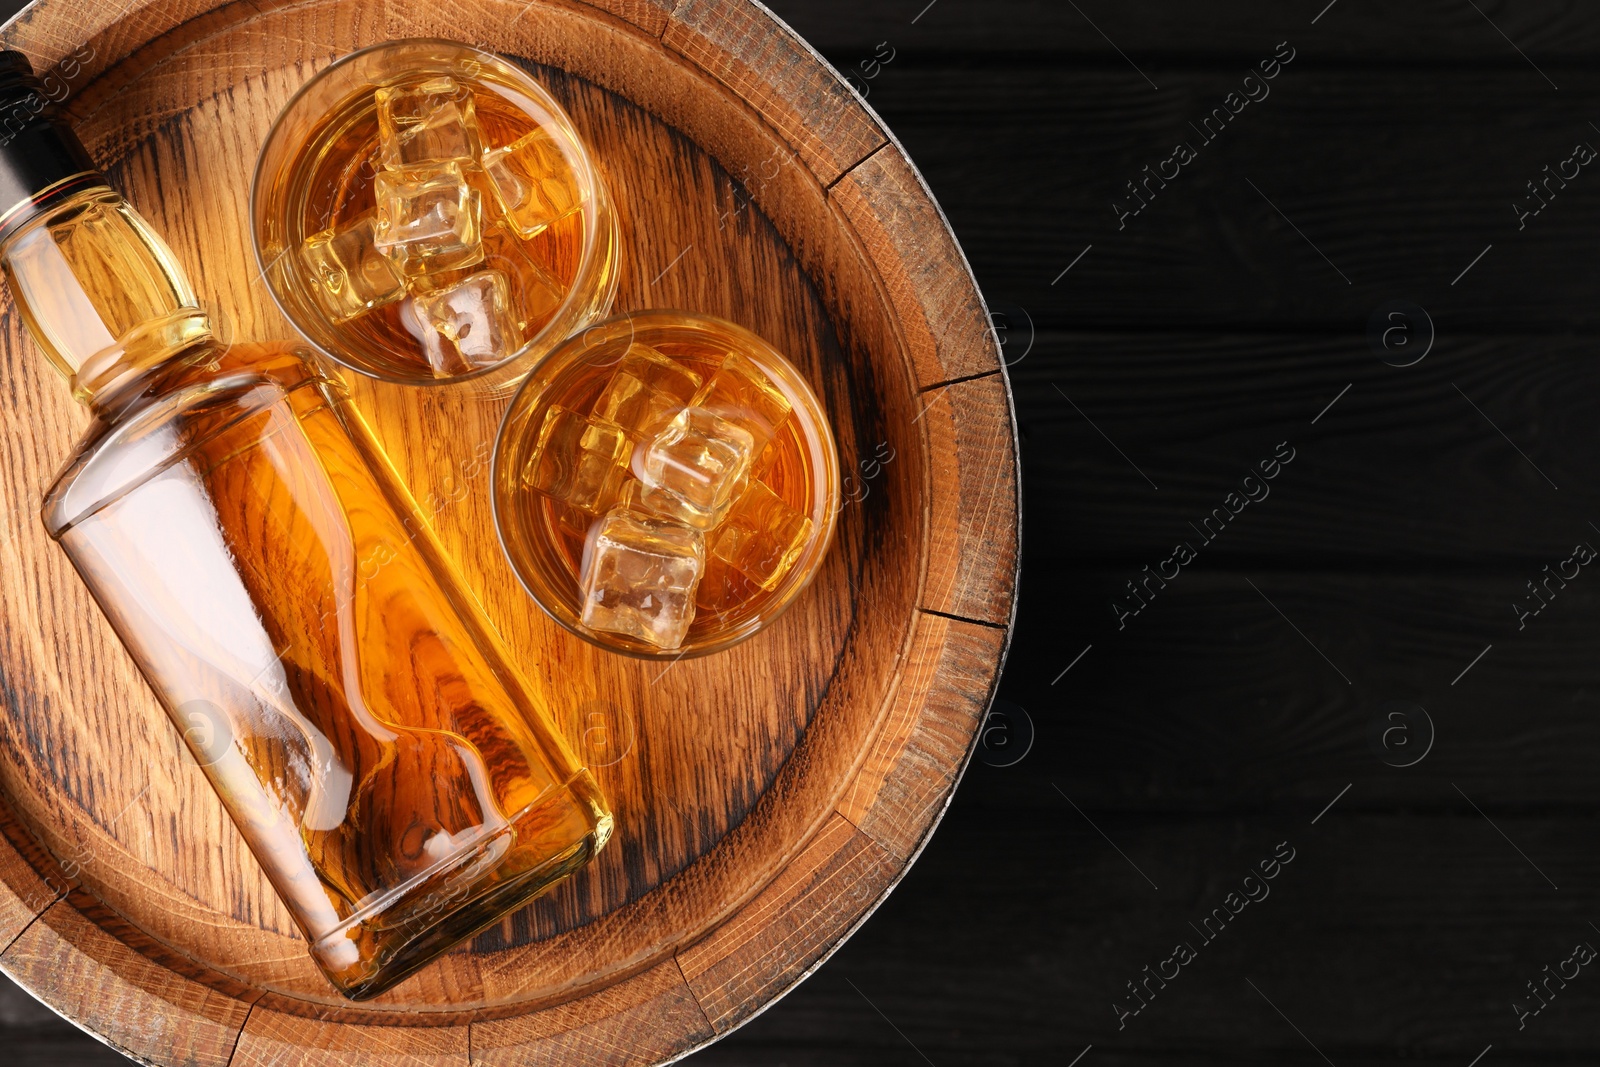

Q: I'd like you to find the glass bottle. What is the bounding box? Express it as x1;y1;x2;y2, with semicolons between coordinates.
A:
0;53;610;1000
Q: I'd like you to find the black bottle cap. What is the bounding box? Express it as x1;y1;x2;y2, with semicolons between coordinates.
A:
0;50;107;244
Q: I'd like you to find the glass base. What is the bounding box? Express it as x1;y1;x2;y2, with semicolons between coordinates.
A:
310;769;610;1000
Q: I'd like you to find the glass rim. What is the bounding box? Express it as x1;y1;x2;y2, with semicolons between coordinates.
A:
490;309;842;660
248;37;616;388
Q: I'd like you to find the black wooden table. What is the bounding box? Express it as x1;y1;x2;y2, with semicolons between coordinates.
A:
8;1;1600;1063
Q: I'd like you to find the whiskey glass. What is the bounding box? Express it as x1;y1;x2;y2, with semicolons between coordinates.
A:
492;310;841;658
251;38;618;394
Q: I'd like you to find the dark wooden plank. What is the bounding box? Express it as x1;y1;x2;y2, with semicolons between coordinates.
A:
18;801;1597;1064
992;568;1600;810
700;805;1600;1063
1011;331;1600;562
766;0;1600;61
0;967;127;1067
838;66;1600;331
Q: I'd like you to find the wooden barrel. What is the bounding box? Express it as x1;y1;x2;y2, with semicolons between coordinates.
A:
0;0;1019;1062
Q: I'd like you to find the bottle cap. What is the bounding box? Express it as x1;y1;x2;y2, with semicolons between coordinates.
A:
0;50;107;244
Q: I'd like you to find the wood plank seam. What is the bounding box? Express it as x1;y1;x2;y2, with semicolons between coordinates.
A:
688;841;891;1034
917;366;1004;394
875;127;1010;382
823;138;888;192
740;0;890;181
919;606;1009;630
654;0;684;37
826;157;1000;387
3;898;242;1067
829;135;1002;385
671;953;717;1040
223;1000;253;1067
916;373;1021;625
661;0;888;186
0;891;60;958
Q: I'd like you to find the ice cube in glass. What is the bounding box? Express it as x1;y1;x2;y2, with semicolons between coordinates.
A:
692;351;793;454
412;269;522;370
373;162;484;276
398;295;469;378
578;507;704;650
299;213;405;323
632;407;754;529
376;76;482;170
707;479;813;590
593;344;702;436
523;406;633;513
483;127;585;238
477;225;566;335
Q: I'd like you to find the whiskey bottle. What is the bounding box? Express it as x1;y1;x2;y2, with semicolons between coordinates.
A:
0;52;610;1000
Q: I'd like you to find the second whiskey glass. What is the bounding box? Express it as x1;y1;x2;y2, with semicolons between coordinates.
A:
492;311;841;659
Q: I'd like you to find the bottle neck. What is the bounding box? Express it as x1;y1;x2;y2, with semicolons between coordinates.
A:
0;184;215;411
0;50;217;414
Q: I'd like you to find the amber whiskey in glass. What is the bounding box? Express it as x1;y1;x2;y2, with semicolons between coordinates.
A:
0;52;609;1000
493;311;841;658
252;40;618;391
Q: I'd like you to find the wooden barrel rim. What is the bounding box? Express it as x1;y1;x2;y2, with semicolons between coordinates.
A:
0;0;1019;1062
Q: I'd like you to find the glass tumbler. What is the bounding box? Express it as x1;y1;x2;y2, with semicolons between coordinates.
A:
251;38;619;394
492;310;841;658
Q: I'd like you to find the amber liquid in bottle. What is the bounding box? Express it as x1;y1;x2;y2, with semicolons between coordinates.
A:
2;176;609;995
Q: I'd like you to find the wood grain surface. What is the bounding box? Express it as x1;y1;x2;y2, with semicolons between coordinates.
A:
0;0;1015;1062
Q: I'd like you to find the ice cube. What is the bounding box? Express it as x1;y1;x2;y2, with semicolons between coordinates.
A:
631;407;754;530
373;162;484;276
478;224;566;335
553;503;603;548
413;270;521;370
691;351;793;454
748;435;781;486
523;405;633;513
376;77;482;170
696;553;757;612
578;506;704;650
299;213;406;323
622;476;732;536
398;295;471;378
707;480;813;590
612;476;694;535
482;127;585;239
593;344;702;435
